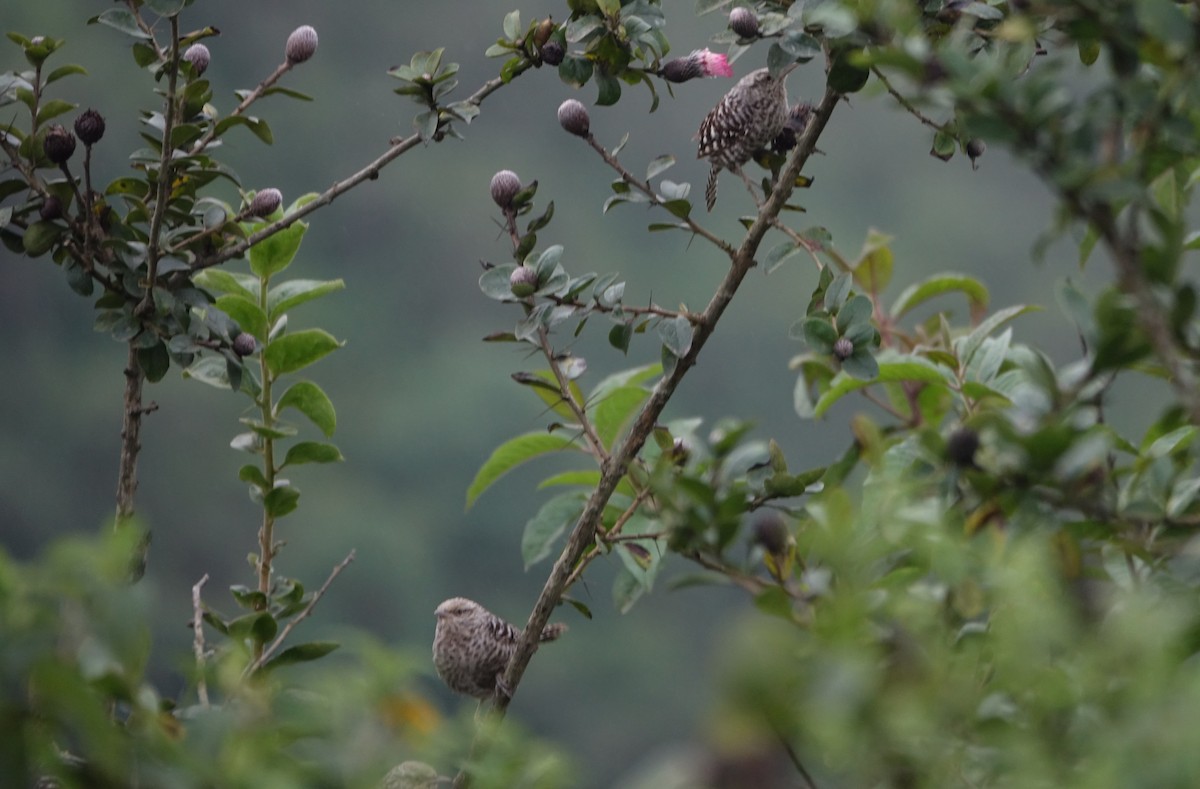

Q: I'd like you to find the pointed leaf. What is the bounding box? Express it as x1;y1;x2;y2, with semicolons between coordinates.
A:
276;381;336;436
281;441;344;467
263;329;343;376
466;432;584;508
522;492;586;569
267;278;345;321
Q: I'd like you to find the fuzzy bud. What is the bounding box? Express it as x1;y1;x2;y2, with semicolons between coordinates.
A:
490;170;522;209
669;436;690;465
509;265;538;297
661;49;733;83
248;188;282;218
74;108;105;146
557;98;591;137
751;512;789;556
43;124;76;165
540;40;565;66
946;427;980;468
285;25;318;64
728;7;760;39
39;195;63;221
232;333;257;357
183;43;210;76
966;138;986;170
833;337;854;361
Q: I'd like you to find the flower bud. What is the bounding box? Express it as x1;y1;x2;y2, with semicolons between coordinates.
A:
248;188;282;217
751;512;789;556
43;124;76;164
510;265;538;297
183;43;210;76
540;40;565;66
490;170;522;209
285;25;318;64
74;108;105;146
966;138;986;170
833;337;854;361
729;7;760;39
661;49;733;83
557;98;590;138
232;333;257;357
532;18;555;49
39;195;63;221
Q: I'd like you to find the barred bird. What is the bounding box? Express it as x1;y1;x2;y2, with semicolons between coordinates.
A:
697;64;799;211
432;597;567;699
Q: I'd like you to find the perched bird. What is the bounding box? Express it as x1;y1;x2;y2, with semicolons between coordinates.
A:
432;597;567;699
697;64;798;211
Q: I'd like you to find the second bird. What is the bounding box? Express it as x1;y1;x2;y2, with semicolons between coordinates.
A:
432;597;568;700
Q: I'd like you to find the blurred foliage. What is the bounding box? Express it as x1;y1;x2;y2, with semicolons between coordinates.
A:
4;0;1200;786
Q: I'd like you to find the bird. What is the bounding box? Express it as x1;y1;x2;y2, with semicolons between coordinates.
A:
432;597;567;700
697;64;799;211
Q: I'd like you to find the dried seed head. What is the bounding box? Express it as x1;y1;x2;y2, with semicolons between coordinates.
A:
74;108;105;146
833;337;854;361
43;124;76;164
232;333;257;357
509;265;538;297
183;43;210;76
381;761;440;789
540;40;565;66
248;188;282;218
39;195;63;221
557;98;590;137
661;48;733;83
490;169;522;209
286;25;318;64
729;7;760;39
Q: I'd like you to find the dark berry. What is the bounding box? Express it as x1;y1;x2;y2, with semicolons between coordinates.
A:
39;195;63;221
946;427;980;467
43;124;76;164
751;512;789;555
540;40;565;66
232;333;257;357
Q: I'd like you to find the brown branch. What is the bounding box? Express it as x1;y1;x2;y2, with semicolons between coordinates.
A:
141;14;181;317
114;344;145;523
243;549;356;677
191;573;211;707
581;133;737;258
192;67;530;274
189;61;292;156
871;66;951;133
489;84;841;719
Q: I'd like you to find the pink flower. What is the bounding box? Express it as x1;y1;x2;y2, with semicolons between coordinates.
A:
661;49;733;83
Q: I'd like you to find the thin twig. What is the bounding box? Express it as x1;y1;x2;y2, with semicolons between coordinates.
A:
140;14;181;317
774;724;819;789
192;65;532;274
563;486;654;589
582;134;737;258
189;61;292;156
871;66;951;133
243;549;356;677
191;573;211;707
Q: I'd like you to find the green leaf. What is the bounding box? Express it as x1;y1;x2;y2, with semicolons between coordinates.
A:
593;385;650;449
248;221;307;278
503;10;521;40
595;70;621;106
239;464;269;491
22;220;63;257
854;229;893;292
466;432;583;509
764;241;801;273
612;566;645;614
137;342;170;383
646;155;675;180
890;273;989;320
558;55;593;88
90;8;153;39
522;492;586;569
657;315;693;357
261;641;341;672
263;329;343;376
264;484;300;518
215;294;269;341
276;381;337;437
45;64;87;85
814;356;950;417
957;304;1039;367
267;278;345;320
196;269;259;302
836;294;874;332
802;317;838;354
281;441;344;467
228;612;278;643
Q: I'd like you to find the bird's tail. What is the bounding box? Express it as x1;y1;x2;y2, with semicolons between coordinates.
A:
705;165;719;212
540;622;568;642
